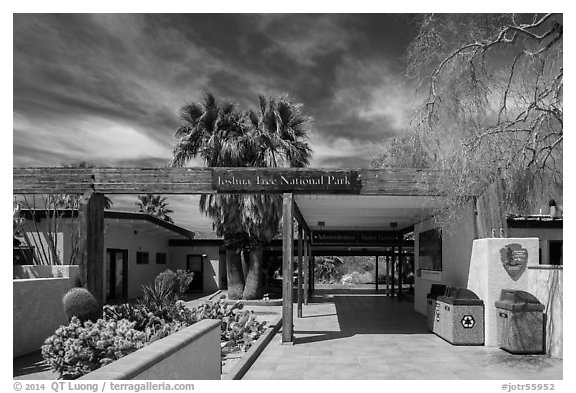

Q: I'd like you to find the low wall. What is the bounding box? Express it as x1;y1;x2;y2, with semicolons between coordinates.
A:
13;265;80;283
467;239;563;358
527;266;563;358
13;278;74;357
467;238;539;347
80;319;221;380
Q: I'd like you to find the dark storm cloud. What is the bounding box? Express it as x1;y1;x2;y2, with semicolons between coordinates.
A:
13;13;419;169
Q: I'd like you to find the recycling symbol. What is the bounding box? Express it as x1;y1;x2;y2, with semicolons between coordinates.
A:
461;315;475;329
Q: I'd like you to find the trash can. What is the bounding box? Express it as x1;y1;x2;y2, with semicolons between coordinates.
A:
436;287;484;345
495;290;545;354
426;284;447;332
434;287;456;340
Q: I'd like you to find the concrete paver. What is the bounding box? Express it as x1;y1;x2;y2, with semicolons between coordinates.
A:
243;292;562;380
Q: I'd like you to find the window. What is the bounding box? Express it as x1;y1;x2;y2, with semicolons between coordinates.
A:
136;251;149;265
419;228;442;271
549;240;563;265
156;252;167;265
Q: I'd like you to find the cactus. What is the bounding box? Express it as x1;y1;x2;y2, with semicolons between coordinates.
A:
62;287;101;323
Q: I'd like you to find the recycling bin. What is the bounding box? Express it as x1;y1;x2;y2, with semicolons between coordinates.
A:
495;290;545;354
426;284;447;333
434;287;455;339
436;287;484;345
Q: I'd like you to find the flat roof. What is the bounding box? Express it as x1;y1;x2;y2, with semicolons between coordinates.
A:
507;215;563;229
295;194;445;232
20;209;195;239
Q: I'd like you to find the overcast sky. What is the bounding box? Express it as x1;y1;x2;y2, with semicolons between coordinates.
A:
13;13;423;230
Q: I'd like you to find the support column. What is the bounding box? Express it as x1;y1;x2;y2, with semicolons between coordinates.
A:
391;252;396;298
398;245;403;302
385;256;390;296
297;226;304;318
281;193;294;343
78;192;105;305
375;255;379;292
303;233;309;306
310;254;315;295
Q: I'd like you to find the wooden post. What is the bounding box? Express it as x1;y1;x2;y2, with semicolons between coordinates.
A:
297;226;304;318
78;192;105;305
282;193;294;343
375;255;379;292
391;251;396;298
385;256;390;296
303;233;309;306
310;254;315;295
398;245;403;302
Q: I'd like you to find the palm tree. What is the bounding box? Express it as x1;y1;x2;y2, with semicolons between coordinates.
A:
240;95;312;299
170;93;312;300
135;194;174;224
171;93;250;299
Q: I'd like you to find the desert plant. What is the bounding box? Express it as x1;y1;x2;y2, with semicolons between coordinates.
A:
103;303;159;331
141;281;174;312
103;301;197;341
341;271;374;285
156;269;179;292
62;287;101;323
314;256;346;284
140;270;180;310
175;269;194;294
191;296;267;356
41;317;145;379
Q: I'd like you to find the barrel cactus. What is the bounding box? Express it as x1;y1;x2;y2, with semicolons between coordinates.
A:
62;287;101;323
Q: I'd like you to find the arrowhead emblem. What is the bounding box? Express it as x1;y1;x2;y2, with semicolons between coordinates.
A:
500;243;529;281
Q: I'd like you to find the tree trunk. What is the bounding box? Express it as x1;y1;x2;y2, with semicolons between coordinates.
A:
243;248;263;300
226;249;245;300
241;251;249;282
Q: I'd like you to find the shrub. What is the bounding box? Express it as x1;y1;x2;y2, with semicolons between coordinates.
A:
103;303;159;331
41;317;145;379
341;271;374;285
192;297;267;356
62;287;101;323
141;278;176;311
140;269;195;309
103;301;197;332
175;269;194;294
314;256;345;284
44;288;266;378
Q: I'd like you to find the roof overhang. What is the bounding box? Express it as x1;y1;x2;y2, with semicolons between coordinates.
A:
294;194;445;232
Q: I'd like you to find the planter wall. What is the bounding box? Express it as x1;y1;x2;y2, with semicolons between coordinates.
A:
79;319;221;380
467;238;540;347
13;276;76;357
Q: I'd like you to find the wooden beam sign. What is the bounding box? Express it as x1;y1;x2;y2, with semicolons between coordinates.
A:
212;168;361;194
14;167;443;196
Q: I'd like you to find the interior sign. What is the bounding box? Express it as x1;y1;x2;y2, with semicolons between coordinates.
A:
212;169;361;193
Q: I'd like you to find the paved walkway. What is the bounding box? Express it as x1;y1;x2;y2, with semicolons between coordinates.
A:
243;292;562;380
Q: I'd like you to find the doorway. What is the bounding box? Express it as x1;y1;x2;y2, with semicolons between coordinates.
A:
106;249;128;302
186;254;204;292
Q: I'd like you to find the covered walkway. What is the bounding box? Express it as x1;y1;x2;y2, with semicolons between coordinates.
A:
243;291;562;380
